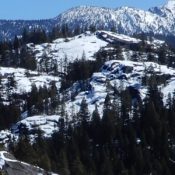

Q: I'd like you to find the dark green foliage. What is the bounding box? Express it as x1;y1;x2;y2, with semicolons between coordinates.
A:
2;28;175;175
60;58;101;91
8;78;173;175
20;46;37;70
0;103;20;129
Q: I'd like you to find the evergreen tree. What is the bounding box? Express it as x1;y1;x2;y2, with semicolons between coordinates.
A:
77;98;90;127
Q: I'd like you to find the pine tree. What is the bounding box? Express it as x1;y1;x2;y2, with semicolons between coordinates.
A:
13;35;20;50
91;105;101;144
70;156;85;175
14;136;37;164
77;98;90;127
57;149;70;175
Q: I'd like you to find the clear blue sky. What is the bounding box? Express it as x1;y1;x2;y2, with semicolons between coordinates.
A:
0;0;166;20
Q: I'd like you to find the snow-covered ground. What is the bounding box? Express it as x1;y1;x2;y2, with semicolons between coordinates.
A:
16;115;61;137
0;30;172;145
0;67;60;99
0;152;5;169
64;60;175;116
30;32;108;69
0;115;61;144
29;30;164;73
1;60;175;144
27;31;165;75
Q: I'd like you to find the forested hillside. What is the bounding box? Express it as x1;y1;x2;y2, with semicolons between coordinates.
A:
0;24;175;175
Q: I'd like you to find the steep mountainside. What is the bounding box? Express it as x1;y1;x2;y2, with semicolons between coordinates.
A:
0;19;55;40
1;1;175;40
0;30;173;143
0;29;175;174
56;0;175;36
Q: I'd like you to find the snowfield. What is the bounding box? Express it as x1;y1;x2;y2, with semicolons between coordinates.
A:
31;31;108;67
30;30;164;72
28;30;164;75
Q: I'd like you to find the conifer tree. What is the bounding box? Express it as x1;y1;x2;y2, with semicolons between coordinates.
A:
77;98;90;126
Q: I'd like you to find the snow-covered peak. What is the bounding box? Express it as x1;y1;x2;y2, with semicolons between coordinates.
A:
164;0;175;10
55;4;172;36
150;0;175;17
2;2;175;40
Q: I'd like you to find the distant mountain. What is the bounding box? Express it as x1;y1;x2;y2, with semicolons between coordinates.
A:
56;0;175;36
0;19;56;40
0;1;175;40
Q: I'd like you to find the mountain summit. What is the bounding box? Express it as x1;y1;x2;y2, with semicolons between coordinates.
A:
55;4;171;36
1;1;175;40
164;0;175;10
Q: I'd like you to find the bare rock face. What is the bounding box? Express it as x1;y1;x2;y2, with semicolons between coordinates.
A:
0;151;56;175
4;161;47;175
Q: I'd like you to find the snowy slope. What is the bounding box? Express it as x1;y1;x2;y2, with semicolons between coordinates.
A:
30;31;139;73
0;30;172;145
3;60;175;143
0;115;61;143
63;60;175;116
0;67;60;101
31;31;108;68
1;60;175;144
16;115;61;137
29;31;164;74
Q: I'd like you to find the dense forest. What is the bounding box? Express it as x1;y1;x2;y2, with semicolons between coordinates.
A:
9;83;175;175
0;27;175;175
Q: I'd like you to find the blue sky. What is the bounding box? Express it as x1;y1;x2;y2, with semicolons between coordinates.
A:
0;0;166;20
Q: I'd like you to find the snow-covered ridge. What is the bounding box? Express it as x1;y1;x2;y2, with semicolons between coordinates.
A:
55;1;175;36
0;1;175;40
15;115;61;137
0;115;61;144
164;0;175;11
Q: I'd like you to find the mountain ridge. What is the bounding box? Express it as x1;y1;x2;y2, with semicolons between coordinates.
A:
0;1;175;40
